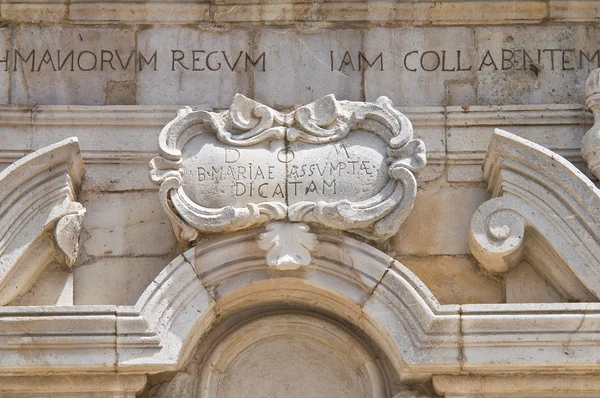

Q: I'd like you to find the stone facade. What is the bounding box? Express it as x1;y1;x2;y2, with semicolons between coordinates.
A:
1;1;600;397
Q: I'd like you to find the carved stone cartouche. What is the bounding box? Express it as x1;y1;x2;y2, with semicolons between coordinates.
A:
149;94;426;259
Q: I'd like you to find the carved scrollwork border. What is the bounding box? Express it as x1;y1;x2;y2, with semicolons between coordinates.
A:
149;94;426;242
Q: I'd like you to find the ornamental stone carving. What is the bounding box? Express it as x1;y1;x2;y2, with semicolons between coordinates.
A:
149;94;426;243
470;129;600;301
582;68;600;180
0;138;85;305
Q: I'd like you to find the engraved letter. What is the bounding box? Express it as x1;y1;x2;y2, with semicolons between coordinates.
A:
0;50;8;71
37;50;56;71
404;51;418;72
258;183;268;198
235;182;246;196
13;49;35;72
77;51;97;71
192;50;206;71
478;50;498;71
223;51;244;71
101;50;116;71
115;50;135;70
197;167;206;181
580;50;600;69
206;51;221;71
420;51;440;71
501;49;514;70
245;52;266;72
338;51;355;71
225;149;241;163
139;51;157;71
358;52;383;71
171;50;189;71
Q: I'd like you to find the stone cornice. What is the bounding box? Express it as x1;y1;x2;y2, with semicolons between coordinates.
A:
1;1;598;26
1;230;600;379
0;104;591;183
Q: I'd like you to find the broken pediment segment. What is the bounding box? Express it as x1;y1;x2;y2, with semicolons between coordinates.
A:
469;129;600;301
0;138;85;305
149;94;426;244
582;68;600;180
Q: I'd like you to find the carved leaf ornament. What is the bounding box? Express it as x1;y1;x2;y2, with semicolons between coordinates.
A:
149;94;426;243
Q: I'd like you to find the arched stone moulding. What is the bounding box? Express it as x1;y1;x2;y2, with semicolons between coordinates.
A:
123;228;461;379
470;128;600;301
0;137;85;305
2;230;600;395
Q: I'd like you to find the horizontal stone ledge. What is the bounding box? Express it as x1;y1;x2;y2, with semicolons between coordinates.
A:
0;104;591;184
4;1;591;25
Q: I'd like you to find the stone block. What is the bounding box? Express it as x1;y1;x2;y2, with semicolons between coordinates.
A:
81;191;178;257
400;255;504;304
506;261;565;303
11;26;136;105
74;256;168;305
446;104;589;182
549;0;600;22
0;29;11;105
136;27;253;107
0;107;33;152
391;182;487;255
69;1;209;24
364;27;476;107
474;26;589;105
1;2;67;23
81;163;157;192
252;29;363;108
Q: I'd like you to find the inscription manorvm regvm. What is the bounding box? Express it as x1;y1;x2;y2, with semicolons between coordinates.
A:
149;94;426;268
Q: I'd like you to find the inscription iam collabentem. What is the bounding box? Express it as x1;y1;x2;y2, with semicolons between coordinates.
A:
1;48;599;72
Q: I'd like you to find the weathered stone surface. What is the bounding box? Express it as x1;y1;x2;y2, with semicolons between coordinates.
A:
1;2;600;396
474;26;590;106
196;314;386;398
506;261;565;303
253;29;363;107
0;25;596;107
392;182;487;255
582;68;600;179
73;256;169;305
364;27;475;107
11;26;136;105
136;27;252;108
401;255;504;304
80;191;177;257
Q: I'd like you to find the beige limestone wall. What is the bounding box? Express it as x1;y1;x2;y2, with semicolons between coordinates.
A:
0;0;596;307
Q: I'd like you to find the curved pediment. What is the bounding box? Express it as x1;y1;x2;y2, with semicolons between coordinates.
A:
126;227;459;379
0;138;85;305
470;129;600;301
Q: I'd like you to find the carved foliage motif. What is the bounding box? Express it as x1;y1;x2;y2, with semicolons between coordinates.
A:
257;222;317;270
149;94;426;242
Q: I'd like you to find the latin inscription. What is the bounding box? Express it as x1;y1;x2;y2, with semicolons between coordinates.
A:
1;47;599;73
180;130;388;209
195;147;376;200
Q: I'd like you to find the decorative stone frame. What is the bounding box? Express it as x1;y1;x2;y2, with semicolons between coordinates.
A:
149;94;426;242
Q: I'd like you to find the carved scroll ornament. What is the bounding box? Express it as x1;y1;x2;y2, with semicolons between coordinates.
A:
470;129;600;301
150;94;426;243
